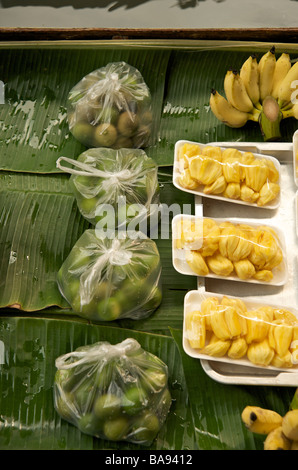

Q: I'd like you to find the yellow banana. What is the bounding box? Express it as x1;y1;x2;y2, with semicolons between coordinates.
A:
264;426;291;450
278;60;298;108
241;406;283;434
224;69;254;113
258;46;276;102
282;410;298;441
209;90;250;128
240;55;260;106
271;52;292;100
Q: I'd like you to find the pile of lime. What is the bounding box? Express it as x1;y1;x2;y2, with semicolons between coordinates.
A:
54;340;172;445
68;147;160;228
67;62;152;149
57;230;162;322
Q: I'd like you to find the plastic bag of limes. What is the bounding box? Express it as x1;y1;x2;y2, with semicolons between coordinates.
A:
67;61;152;149
54;338;172;445
57;230;162;322
56;147;160;230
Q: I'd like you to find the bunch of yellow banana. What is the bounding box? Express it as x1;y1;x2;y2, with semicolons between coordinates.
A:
185;296;298;369
210;46;298;141
241;406;298;450
178;142;280;207
176;218;284;282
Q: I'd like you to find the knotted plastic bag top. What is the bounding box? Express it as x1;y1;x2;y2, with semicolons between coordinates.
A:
67;61;152;149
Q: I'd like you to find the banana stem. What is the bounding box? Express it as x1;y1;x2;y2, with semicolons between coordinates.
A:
259;96;283;141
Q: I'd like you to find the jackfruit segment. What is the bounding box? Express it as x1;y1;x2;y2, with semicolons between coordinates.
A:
176;218;284;282
177;143;280;206
185;296;298;369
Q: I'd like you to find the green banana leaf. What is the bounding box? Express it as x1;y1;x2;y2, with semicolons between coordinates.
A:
1;41;298;172
0;317;196;450
0;39;298;450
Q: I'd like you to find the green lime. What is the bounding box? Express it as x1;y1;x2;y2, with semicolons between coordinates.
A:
93;393;122;420
131;411;160;443
117;111;140;138
79;196;98;216
103;416;129;441
94;123;117;147
78;413;101;436
143;286;162;312
97;297;121;321
71;121;94;146
122;386;147;416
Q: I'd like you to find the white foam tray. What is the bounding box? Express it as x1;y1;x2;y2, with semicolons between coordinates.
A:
183;290;298;377
172;213;288;287
173;139;281;210
176;140;298;386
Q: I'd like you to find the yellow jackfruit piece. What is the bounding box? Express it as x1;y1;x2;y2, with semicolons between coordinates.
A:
273;308;298;325
201;333;231;357
224;305;243;338
176;218;203;250
233;259;256;280
199;218;221;257
219;225;252;262
185;250;209;276
221;296;248;335
203;175;227;195
257;306;275;322
228;337;248;359
210;305;231;340
222;156;243;183
264;159;279;183
206;253;234;277
253;270;274;282
201;145;222;162
201;296;219;331
178;143;201;169
268;319;293;357
189;155;223;185
248;228;280;270
240;183;260;203
223;182;241;199
179;169;199;190
257;182;280;206
271;351;293;369
245;309;271;344
245;159;269;192
185;310;206;349
240;151;256;168
247;338;275;367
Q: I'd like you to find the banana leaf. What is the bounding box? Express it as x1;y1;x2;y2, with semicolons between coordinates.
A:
0;45;170;172
1;39;298;450
0;317;196;450
1;41;298;172
0;167;196;335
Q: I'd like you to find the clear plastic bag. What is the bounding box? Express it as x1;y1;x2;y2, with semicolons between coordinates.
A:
67;61;152;149
53;338;172;445
184;291;298;370
57;229;162;322
173;215;287;285
176;142;280;208
56;147;160;229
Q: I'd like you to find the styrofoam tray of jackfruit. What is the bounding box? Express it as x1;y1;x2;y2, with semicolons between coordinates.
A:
191;141;298;386
183;290;298;377
173;139;281;210
172;213;288;287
